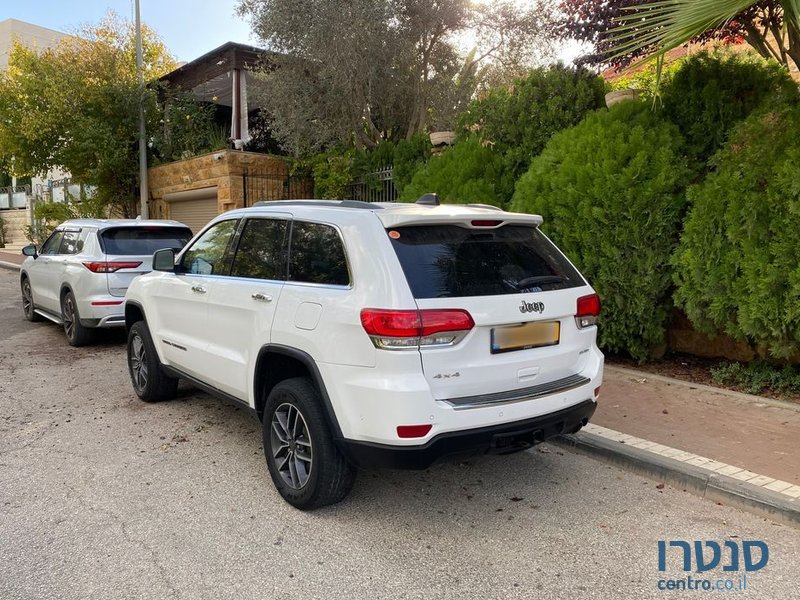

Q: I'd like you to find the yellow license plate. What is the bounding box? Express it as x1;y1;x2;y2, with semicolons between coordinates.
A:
491;321;560;354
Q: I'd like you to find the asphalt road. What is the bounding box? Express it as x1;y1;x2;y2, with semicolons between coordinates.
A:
1;267;798;600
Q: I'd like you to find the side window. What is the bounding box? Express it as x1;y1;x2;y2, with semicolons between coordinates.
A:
288;221;349;286
58;231;83;255
40;231;64;256
180;219;238;276
230;218;289;280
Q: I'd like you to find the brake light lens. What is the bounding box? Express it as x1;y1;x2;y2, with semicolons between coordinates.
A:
575;293;601;328
470;219;503;227
360;308;475;350
83;261;142;273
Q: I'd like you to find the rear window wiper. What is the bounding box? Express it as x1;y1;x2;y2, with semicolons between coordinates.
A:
513;275;564;289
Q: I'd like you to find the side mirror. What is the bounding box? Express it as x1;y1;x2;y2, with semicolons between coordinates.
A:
22;244;38;258
152;248;177;272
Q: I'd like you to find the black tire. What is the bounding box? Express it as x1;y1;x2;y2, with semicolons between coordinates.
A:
127;320;179;402
21;276;42;322
263;377;356;510
61;290;93;346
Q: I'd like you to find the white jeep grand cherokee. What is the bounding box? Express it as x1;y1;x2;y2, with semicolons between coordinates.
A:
124;196;603;509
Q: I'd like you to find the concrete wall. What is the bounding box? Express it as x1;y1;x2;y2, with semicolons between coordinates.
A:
0;18;67;70
148;150;290;220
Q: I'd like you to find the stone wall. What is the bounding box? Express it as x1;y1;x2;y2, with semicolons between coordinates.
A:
666;311;756;362
148;150;290;220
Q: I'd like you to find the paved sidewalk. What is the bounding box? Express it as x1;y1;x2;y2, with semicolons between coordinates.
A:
593;365;800;486
0;250;23;269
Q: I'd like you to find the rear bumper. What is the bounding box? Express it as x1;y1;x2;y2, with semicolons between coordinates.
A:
337;399;597;470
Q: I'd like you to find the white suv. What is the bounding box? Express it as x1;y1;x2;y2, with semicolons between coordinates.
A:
20;219;192;345
124;197;603;509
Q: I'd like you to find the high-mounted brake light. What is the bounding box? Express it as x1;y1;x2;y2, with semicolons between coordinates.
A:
470;220;503;227
360;308;474;350
83;261;142;273
575;294;601;329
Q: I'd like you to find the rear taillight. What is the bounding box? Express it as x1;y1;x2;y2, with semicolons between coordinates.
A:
360;308;474;350
575;293;601;329
82;261;142;273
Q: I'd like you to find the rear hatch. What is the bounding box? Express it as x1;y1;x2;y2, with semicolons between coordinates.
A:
99;226;192;296
388;222;596;401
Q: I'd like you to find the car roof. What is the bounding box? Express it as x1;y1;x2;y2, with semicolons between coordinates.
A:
229;200;543;228
57;218;190;231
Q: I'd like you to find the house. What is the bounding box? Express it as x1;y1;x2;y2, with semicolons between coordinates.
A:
147;42;308;233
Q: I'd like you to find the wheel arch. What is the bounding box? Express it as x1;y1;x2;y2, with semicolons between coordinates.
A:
254;345;343;439
125;300;146;331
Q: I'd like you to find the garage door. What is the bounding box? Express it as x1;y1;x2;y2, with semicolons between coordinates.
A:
165;187;219;235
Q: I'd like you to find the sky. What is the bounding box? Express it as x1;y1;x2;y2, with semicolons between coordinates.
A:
2;0;255;62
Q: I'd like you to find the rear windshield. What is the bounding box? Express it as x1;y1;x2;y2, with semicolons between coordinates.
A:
100;227;192;256
389;225;584;299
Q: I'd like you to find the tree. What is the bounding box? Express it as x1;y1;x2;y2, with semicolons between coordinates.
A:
0;13;176;216
558;1;794;71
237;0;555;156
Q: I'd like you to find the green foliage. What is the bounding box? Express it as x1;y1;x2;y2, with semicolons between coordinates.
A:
0;12;176;217
457;64;607;196
399;136;509;207
511;101;689;360
392;134;432;192
659;51;798;164
27;193;107;243
311;152;354;200
608;57;686;98
152;91;227;163
711;361;800;396
673;105;800;359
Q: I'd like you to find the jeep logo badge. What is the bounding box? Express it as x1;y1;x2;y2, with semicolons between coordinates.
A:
519;300;545;314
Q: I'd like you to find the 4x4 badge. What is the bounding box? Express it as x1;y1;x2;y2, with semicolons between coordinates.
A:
519;300;545;314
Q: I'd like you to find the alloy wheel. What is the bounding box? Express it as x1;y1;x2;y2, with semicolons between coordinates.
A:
270;403;313;489
63;295;75;340
130;333;149;392
22;280;33;318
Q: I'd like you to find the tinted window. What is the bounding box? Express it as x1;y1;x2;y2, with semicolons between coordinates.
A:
231;218;289;280
59;231;84;255
40;231;64;256
101;227;192;256
389;225;584;299
289;222;349;286
181;220;238;275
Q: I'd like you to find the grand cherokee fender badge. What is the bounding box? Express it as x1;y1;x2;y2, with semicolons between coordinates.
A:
519;300;545;314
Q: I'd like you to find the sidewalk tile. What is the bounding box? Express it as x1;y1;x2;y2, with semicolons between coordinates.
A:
747;475;776;487
730;470;759;482
700;460;729;472
671;451;700;462
715;464;744;477
783;486;800;499
763;480;793;493
684;456;714;468
627;440;658;450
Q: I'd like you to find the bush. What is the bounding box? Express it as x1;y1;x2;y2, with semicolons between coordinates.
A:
458;64;607;192
711;361;800;396
658;51;797;165
398;136;509;207
673;105;800;359
511;101;689;360
27;192;107;243
392;133;432;192
311;151;353;199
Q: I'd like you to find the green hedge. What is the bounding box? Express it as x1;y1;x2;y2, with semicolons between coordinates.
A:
511;102;689;360
398;136;509;206
659;51;797;165
673;105;800;359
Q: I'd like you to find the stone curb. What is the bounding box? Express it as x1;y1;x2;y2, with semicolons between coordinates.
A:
0;260;20;271
555;429;800;529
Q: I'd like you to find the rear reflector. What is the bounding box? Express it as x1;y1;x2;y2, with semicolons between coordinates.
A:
361;308;474;350
575;294;601;328
594;386;601;398
397;424;433;438
83;261;143;273
90;300;124;306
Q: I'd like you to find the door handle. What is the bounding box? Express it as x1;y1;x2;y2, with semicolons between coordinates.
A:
251;293;273;302
191;285;207;294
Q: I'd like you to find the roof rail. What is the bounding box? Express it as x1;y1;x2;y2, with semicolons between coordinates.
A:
251;200;383;210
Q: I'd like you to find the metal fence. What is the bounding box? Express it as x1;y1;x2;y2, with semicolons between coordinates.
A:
242;167;314;207
347;166;398;203
0;185;30;210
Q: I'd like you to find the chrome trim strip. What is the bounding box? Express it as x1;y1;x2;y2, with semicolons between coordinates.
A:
441;373;591;411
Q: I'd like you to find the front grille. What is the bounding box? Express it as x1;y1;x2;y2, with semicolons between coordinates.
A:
442;373;591;410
